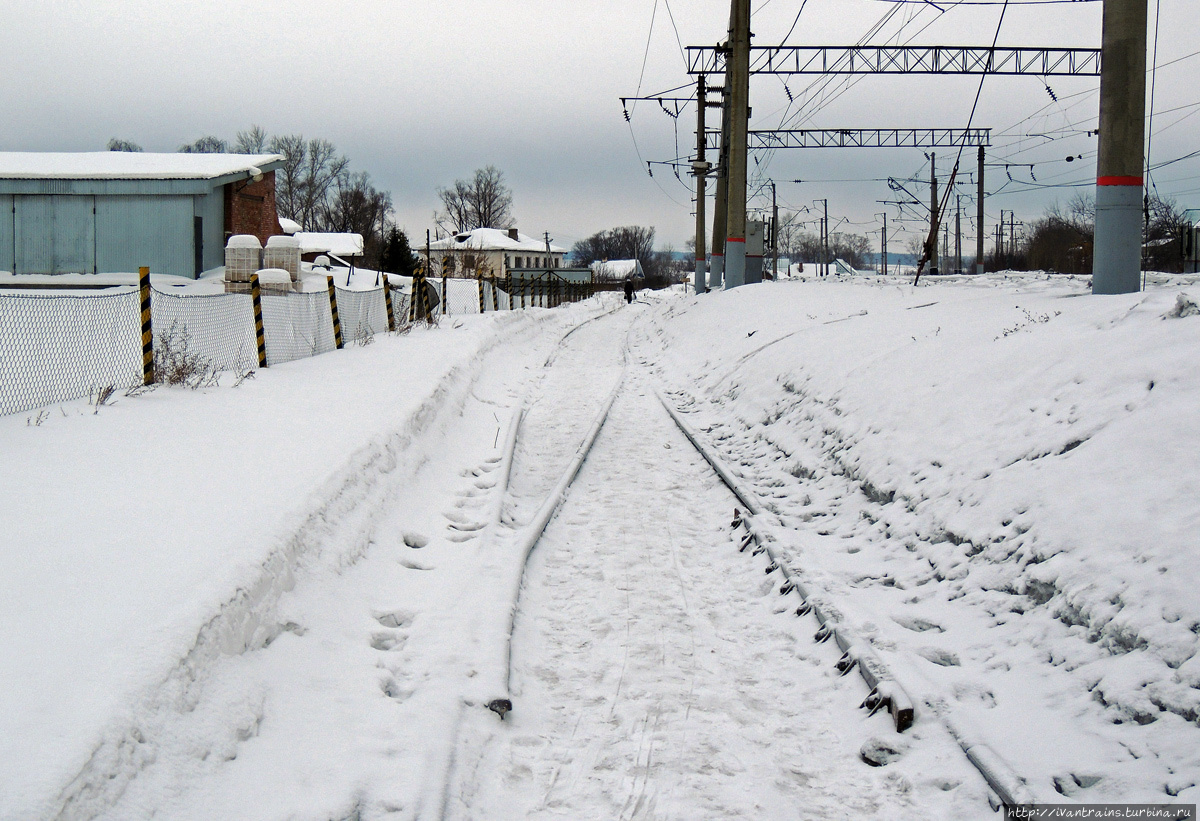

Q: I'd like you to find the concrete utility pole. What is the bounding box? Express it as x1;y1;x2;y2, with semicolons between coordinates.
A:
710;82;730;290
693;74;709;294
878;212;888;275
813;199;829;276
723;0;751;289
1093;0;1148;294
929;152;939;276
771;181;778;279
977;146;986;273
956;195;962;275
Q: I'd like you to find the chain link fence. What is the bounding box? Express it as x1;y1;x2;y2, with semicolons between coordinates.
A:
261;289;337;367
0;289;142;416
152;288;258;374
1;272;590;418
334;286;388;344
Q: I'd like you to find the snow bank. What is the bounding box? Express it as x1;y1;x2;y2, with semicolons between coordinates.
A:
0;308;541;819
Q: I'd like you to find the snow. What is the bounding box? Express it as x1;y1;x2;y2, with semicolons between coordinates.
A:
2;272;1198;818
277;217;302;235
0;152;283;180
429;227;566;254
293;232;365;258
225;234;261;250
591;258;644;279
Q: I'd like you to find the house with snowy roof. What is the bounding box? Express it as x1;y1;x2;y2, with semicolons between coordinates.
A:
0;152;284;279
428;227;567;278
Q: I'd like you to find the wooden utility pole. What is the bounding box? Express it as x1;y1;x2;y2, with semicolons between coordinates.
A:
1093;0;1148;294
723;0;751;289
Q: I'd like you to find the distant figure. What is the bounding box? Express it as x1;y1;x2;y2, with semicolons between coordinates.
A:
623;277;634;304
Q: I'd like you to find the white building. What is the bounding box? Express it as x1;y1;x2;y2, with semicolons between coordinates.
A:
428;227;566;278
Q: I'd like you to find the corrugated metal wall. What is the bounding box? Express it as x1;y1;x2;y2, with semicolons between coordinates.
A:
196;190;225;272
0;187;228;279
0;195;12;274
14;195;96;275
95;195;193;277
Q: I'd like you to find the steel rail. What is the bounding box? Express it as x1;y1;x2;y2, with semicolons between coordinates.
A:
654;387;1039;810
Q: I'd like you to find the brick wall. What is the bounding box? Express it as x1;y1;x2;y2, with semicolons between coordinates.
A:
223;170;283;245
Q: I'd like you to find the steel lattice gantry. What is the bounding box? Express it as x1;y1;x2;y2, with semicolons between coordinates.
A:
703;128;992;152
687;45;1101;77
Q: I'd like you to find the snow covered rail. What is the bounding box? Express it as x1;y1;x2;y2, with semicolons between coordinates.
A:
655;387;1043;810
654;388;915;733
477;369;628;720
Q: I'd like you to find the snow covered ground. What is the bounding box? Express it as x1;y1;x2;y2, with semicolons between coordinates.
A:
2;273;1198;819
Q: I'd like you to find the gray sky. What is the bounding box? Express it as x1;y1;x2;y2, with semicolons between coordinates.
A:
1;0;1195;254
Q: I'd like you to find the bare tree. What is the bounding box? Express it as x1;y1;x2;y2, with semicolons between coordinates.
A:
269;134;306;224
107;138;142;152
437;166;514;232
234;125;269;154
179;135;229;153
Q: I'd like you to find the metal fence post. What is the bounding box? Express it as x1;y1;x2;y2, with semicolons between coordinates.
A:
477;271;485;313
250;272;267;368
383;273;396;332
327;275;344;349
491;275;500;312
139;266;154;385
441;273;448;316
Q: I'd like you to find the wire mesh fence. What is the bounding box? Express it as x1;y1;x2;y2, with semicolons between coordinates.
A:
1;271;592;417
335;287;388;344
0;289;142;416
261;289;337;367
151;287;258;374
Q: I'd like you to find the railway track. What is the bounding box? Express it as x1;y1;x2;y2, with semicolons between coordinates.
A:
445;295;1019;817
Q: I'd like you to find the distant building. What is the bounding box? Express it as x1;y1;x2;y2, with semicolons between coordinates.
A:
591;259;644;282
428;227;566;278
0;152;284;278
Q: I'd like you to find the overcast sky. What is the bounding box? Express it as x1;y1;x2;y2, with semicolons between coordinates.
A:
1;0;1195;254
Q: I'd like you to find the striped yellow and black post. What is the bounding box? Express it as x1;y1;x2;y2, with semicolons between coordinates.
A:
477;272;485;314
327;275;344;349
139;266;154;385
382;273;396;331
441;272;448;317
491;275;500;312
250;272;268;368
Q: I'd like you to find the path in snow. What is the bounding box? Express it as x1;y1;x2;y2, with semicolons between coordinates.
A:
448;355;988;818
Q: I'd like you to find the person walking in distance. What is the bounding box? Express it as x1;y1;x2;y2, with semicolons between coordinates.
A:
623;276;634;304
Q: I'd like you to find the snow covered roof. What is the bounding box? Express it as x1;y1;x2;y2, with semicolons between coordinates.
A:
0;152;284;180
591;259;644;278
428;227;566;254
294;232;365;257
278;217;302;235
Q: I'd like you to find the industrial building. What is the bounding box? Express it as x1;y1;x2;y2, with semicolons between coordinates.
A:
0;152;284;279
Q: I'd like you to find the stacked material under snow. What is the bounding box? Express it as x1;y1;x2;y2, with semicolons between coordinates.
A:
224;235;262;283
263;236;301;281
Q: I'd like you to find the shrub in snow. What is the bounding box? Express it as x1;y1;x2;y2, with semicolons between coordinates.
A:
1165;293;1199;319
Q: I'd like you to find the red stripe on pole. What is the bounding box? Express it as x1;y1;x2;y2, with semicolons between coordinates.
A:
1097;175;1143;186
712;252;724;257
727;237;745;243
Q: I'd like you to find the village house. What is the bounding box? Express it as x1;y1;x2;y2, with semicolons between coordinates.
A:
428;227;567;278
